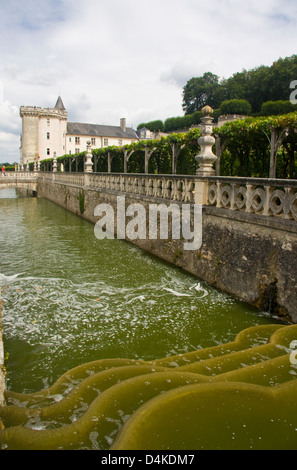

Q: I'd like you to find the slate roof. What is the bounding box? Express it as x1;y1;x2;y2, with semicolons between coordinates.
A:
54;96;66;111
67;122;139;140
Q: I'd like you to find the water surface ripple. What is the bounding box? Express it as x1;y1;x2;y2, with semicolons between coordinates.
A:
0;188;281;398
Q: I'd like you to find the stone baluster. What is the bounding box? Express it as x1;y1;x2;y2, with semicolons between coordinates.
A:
53;152;57;173
196;106;217;176
85;141;93;173
194;106;217;206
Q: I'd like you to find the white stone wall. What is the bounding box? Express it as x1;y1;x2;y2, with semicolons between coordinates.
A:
39;115;67;160
65;134;137;155
20;113;39;164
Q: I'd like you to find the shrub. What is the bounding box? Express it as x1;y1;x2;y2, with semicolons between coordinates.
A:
261;100;296;116
220;99;252;116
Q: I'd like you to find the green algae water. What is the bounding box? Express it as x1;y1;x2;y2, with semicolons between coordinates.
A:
0;188;282;393
0;188;287;450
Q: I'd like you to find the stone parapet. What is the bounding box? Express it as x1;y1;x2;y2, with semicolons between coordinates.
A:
38;172;297;223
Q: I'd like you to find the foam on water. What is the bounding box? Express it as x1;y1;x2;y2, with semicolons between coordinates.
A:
0;191;283;396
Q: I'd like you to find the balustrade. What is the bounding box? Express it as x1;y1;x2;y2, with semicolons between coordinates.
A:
206;177;297;221
5;170;297;222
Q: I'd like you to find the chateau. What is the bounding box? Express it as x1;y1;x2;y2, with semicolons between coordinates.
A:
19;97;139;165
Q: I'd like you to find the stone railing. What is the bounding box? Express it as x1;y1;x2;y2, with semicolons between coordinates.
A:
38;172;297;221
41;172;196;204
88;173;196;204
6;171;297;222
205;176;297;221
44;172;85;187
0;172;38;181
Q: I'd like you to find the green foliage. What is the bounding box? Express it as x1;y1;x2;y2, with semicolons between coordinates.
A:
183;54;297;114
220;99;252;116
137;120;164;132
0;162;17;168
164;113;201;132
261;100;296;116
1;165;15;172
182;72;221;114
217;112;297;178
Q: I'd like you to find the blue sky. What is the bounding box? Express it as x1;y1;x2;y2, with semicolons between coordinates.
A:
0;0;297;162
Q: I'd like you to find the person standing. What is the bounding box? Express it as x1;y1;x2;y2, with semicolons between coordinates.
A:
2;165;6;176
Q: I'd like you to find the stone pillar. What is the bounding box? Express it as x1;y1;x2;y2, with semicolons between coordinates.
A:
53;152;57;172
85;141;93;173
107;152;112;173
196;106;217;176
195;106;217;206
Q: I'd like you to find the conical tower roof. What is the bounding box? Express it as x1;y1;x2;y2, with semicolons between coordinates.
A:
54;96;66;111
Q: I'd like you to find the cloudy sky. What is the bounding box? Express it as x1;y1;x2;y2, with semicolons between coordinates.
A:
1;0;297;163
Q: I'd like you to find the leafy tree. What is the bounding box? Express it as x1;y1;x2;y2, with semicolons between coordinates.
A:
269;55;297;102
182;55;297;116
182;72;221;114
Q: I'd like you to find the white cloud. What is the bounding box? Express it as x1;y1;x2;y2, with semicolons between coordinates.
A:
0;0;297;161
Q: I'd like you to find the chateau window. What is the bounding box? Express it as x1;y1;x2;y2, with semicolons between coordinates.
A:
75;148;80;154
91;138;96;146
47;148;50;156
47;119;50;126
118;139;122;146
104;138;108;146
75;137;80;144
69;150;72;155
69;137;72;142
47;132;50;140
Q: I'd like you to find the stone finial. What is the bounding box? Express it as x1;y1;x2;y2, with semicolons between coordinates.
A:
196;105;217;176
201;105;214;117
85;141;93;173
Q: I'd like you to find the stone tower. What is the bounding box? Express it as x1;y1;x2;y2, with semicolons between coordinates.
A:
20;96;68;165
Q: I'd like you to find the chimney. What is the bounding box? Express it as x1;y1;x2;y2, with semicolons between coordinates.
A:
120;118;126;132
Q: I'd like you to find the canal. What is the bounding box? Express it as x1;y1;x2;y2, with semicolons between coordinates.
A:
0;188;282;396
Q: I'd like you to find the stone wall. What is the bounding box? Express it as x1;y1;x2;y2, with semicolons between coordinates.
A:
37;174;297;324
